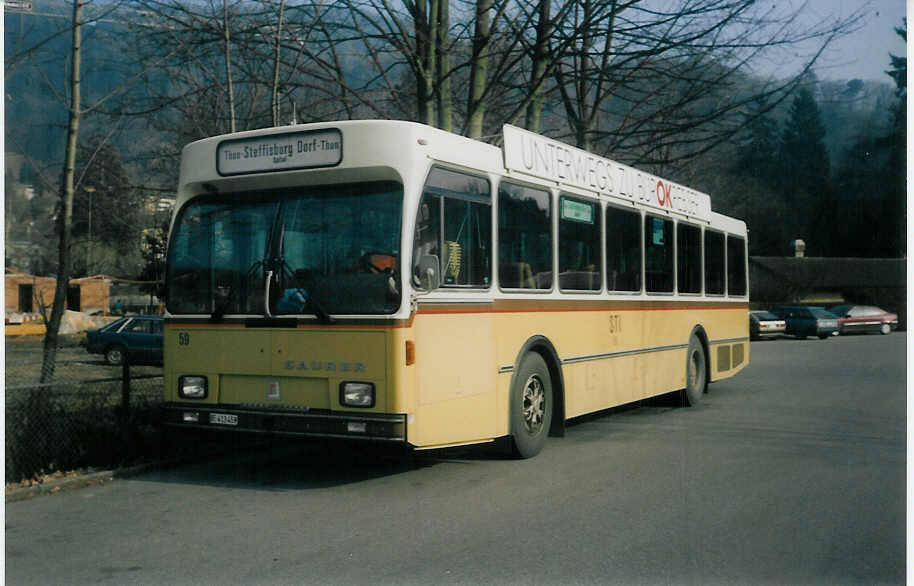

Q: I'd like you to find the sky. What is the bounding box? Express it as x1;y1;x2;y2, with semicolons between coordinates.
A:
797;0;907;82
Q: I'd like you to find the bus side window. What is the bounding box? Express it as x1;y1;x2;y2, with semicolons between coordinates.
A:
727;235;747;296
645;215;674;293
559;195;601;291
413;167;491;289
413;198;441;287
677;222;702;294
498;182;552;290
606;206;641;292
704;229;725;295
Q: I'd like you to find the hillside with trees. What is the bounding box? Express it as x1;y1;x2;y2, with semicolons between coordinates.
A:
6;1;905;263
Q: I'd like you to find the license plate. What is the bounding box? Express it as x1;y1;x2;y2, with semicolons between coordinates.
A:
209;413;238;426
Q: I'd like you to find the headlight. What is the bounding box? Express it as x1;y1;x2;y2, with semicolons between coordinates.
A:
340;382;375;408
179;375;208;399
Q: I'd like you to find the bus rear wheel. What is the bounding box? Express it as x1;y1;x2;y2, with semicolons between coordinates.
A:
681;335;707;406
510;352;553;459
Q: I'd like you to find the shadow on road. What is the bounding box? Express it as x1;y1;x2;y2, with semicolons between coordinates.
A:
139;434;516;491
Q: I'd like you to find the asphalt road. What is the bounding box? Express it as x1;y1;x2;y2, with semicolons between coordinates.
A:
6;333;906;585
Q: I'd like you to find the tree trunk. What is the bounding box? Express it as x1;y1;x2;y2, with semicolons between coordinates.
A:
41;0;82;383
466;0;492;138
223;0;236;133
576;0;593;150
415;0;438;126
524;0;552;133
271;0;286;127
435;0;451;132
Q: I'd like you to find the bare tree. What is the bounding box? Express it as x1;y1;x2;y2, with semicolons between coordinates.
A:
545;0;863;168
464;0;492;137
270;0;286;126
435;0;453;130
523;0;552;133
9;0;178;382
336;0;558;137
223;0;237;131
40;0;85;383
336;0;447;125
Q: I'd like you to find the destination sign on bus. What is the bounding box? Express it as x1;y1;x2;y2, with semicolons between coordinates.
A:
217;128;342;175
502;124;710;221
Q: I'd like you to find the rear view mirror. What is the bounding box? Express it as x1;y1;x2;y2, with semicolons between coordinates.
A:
416;255;441;291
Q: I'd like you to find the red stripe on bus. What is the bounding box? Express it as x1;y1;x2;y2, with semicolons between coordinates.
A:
165;302;747;330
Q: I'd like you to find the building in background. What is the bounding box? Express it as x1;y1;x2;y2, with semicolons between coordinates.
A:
749;256;905;328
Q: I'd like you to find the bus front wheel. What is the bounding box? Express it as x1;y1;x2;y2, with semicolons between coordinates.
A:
681;335;707;406
510;352;553;459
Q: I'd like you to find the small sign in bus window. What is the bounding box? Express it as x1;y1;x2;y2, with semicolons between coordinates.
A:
561;198;594;223
652;218;665;245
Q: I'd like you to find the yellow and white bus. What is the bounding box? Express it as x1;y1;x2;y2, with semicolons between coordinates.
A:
162;120;749;457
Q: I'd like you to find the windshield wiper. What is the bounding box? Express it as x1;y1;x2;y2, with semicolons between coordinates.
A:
304;294;334;325
210;285;233;322
275;259;334;324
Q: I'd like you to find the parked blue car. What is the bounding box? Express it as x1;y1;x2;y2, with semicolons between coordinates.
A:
771;306;840;340
86;315;163;365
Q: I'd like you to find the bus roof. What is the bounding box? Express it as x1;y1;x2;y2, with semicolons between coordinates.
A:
177;119;741;230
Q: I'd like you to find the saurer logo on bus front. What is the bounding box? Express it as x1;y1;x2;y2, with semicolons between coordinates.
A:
283;360;366;373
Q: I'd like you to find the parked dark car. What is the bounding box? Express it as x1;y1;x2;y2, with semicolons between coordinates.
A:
86;315;163;365
750;310;786;340
827;304;898;335
771;306;840;339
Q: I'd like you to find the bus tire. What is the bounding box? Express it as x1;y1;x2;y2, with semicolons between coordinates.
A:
510;352;553;459
682;335;707;407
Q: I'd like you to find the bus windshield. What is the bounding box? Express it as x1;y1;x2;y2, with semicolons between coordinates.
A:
166;181;403;317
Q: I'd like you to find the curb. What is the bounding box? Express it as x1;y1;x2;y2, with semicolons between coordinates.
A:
5;440;270;503
5;460;167;503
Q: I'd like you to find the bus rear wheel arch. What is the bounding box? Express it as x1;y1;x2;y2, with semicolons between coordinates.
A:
510;352;554;459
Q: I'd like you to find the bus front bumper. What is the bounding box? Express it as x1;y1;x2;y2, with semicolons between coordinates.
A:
161;403;408;443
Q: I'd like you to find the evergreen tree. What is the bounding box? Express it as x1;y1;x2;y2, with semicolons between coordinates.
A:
734;100;786;255
882;20;906;256
886;21;906;95
738;100;780;187
832;19;905;258
778;85;831;254
779;86;830;197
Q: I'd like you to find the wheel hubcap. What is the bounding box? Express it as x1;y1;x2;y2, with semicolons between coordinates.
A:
522;375;546;434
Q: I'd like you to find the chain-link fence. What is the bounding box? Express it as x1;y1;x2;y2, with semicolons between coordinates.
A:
5;337;166;483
